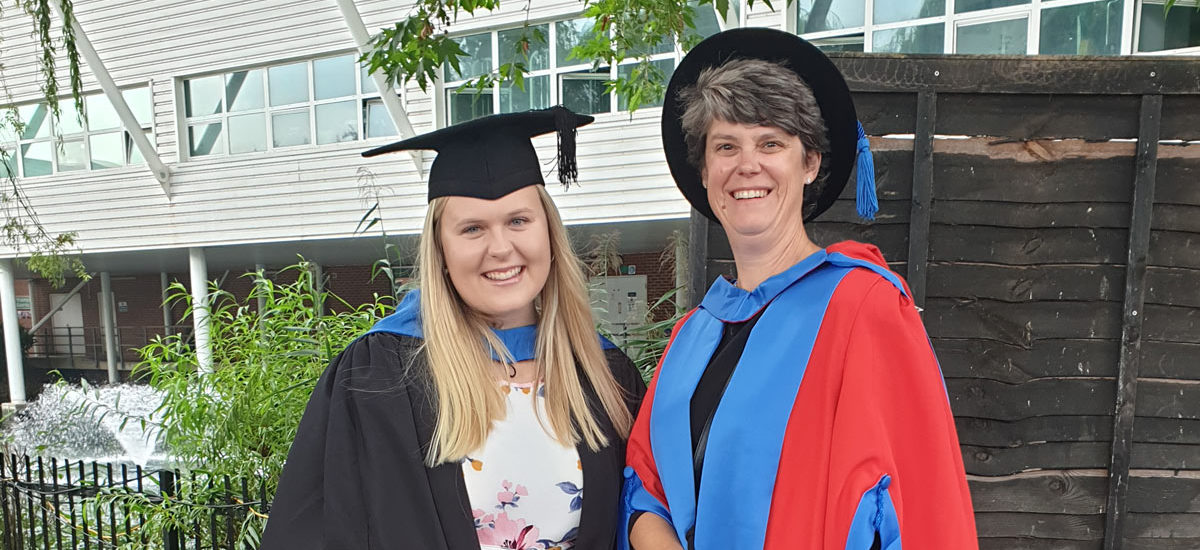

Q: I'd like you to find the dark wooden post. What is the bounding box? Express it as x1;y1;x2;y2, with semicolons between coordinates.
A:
907;91;936;307
687;210;710;310
1103;93;1162;550
159;470;181;550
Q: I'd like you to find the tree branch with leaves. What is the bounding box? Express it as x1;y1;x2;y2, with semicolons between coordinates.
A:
362;0;753;113
1;0;88;286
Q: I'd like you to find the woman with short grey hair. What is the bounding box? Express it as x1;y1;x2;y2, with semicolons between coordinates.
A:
620;28;977;550
679;58;831;208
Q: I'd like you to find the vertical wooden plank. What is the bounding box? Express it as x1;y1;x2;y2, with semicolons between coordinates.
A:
688;210;710;310
908;91;936;308
1103;94;1162;550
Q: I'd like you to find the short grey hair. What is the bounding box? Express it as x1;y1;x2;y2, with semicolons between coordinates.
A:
679;58;831;192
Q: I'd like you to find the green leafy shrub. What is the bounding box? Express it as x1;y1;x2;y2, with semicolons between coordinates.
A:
91;262;393;548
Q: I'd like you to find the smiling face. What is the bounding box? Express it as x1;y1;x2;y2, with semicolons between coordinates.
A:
702;119;822;245
437;185;551;328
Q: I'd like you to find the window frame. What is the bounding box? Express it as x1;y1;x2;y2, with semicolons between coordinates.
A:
438;5;728;127
2;86;154;180
1132;0;1200;54
787;0;1138;55
180;53;403;161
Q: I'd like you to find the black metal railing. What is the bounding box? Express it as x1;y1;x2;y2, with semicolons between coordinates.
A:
25;326;194;371
0;454;269;549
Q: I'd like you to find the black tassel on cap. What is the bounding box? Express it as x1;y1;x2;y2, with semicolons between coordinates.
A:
553;105;579;187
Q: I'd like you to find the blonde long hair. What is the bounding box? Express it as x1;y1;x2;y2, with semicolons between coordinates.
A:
417;185;633;466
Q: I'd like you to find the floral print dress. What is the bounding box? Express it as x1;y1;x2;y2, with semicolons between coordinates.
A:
463;382;583;550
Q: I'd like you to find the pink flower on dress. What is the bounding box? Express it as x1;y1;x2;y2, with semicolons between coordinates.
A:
496;480;529;509
473;508;496;530
476;511;541;549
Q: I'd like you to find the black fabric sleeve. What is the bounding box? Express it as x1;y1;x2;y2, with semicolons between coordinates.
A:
260;333;460;550
604;347;648;419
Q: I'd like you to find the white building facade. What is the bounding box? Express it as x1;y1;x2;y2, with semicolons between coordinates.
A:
0;0;1195;403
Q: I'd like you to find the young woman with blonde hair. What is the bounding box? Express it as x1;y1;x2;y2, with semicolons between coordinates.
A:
264;107;644;550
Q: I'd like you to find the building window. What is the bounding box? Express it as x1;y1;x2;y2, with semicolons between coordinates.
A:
182;54;401;159
1;87;152;179
1042;1;1123;55
956;16;1028;54
1137;0;1200;53
443;5;724;124
794;0;1128;55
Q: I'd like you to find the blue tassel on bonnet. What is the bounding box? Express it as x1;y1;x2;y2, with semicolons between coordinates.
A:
855;121;878;221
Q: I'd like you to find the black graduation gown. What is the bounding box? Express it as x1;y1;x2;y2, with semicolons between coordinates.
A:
261;332;646;550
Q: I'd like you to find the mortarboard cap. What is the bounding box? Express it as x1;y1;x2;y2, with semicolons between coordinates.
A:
362;106;594;202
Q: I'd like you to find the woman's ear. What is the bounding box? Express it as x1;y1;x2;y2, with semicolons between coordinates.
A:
804;149;822;184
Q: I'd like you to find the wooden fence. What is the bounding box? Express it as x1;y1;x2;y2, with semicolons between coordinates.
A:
689;54;1200;549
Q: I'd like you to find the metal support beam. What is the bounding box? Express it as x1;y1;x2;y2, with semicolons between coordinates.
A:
907;91;936;309
0;259;26;404
1103;94;1162;550
99;272;119;383
335;0;424;175
311;262;324;318
189;248;212;373
161;272;173;336
254;264;267;318
30;276;90;333
49;2;172;195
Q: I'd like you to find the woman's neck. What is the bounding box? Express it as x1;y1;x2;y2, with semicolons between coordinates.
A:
729;229;822;291
494;359;539;385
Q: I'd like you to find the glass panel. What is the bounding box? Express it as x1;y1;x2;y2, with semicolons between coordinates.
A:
797;0;865;33
90;132;123;169
874;0;945;25
1;149;14;177
58;99;85;136
691;1;723;39
85;94;121;130
361;64;377;94
873;23;945;53
1042;1;1123;55
957;17;1027;54
1138;1;1200;53
364;99;397;138
57;139;87;172
499;25;549;72
314;54;356;100
447;89;495;124
499;75;550;113
812;34;866;51
316;100;358;144
272;110;311;147
18;104;51;140
127;130;151;165
228;113;267;154
20;142;52;176
556;19;594;66
269;62;311;106
227;69;265;112
122;87;153;127
955;0;1028;14
184;75;224;117
0;112;18;143
561;72;611;115
628;32;674;57
188;123;224;157
618;59;675;110
446;33;493;81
